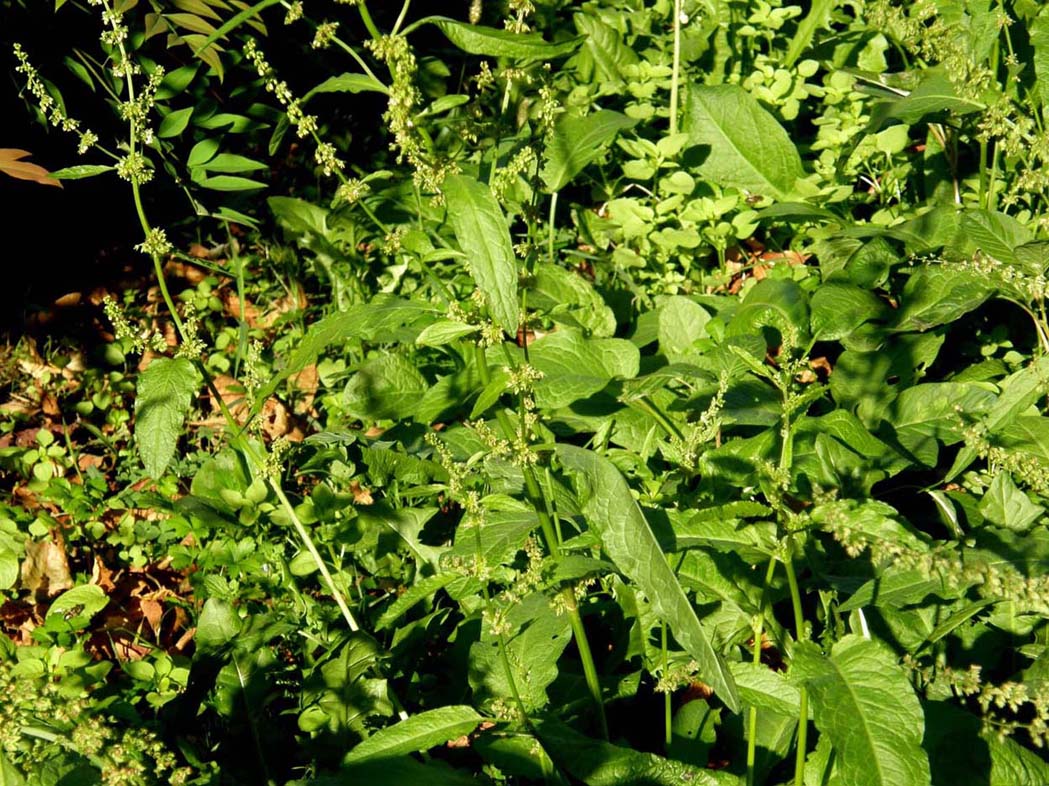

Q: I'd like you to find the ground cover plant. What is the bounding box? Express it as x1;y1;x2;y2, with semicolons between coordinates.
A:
6;0;1049;783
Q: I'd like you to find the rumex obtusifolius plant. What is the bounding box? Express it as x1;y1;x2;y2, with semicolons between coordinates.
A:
8;0;1049;783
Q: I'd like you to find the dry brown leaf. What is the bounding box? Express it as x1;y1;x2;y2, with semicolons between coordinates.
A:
349;481;373;505
0;148;62;188
260;397;289;440
290;365;319;414
20;538;74;597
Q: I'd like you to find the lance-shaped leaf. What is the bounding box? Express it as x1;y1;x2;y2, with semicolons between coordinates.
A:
556;445;740;712
135;357;200;478
432;17;583;59
791;636;931;786
541;110;637;192
345;706;483;763
443;174;519;334
537;718;740;786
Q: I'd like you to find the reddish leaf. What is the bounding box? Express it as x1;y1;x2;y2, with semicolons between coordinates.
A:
0;149;63;188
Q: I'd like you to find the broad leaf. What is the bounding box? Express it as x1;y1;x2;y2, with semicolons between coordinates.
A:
792;636;930;786
528;263;616;337
433;17;582;59
527;330;639;409
684;85;804;199
556;445;740;712
924;700;1049;786
541;110;637;192
0;753;25;786
892;266;994;332
303;72;388;102
810;282;887;341
345;706;482;763
658;296;710;362
135;357;200;478
48;164;116;180
537;719;740;786
443;174;519;334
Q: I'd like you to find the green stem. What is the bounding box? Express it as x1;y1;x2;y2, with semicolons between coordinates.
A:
355;0;382;41
783;543;808;786
633;395;685;442
746;558;779;786
473;344;609;739
391;0;412;35
547;191;559;267
670;0;682;135
662;622;672;749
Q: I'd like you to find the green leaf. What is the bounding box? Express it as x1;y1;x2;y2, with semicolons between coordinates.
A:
415;320;480;347
303;72;388;102
730;661;801;717
925;700;1049;786
572;12;638;85
197;174;267;191
528;263;616;337
728;278;810;347
187;138;220;167
158;106;193;137
684;84;804;200
979;472;1045;533
950;356;1049;478
838;569;945;612
892;266;994;332
528;330;640;409
432;17;583;59
890;382;996;466
339;756;479;785
344;706;482;763
196;597;240;652
879;69;985;124
376;573;458;630
190;0;278;55
47;164;116;180
135;357;199;478
469;593;571;711
0;753;25;786
959;209;1033;266
47;584;108;627
658;296;710;362
556;445;740;713
198;153;267;173
541;110;637;192
442;174;519;334
1032;11;1049;111
537;719;740;786
792;636;930;786
344;354;428;422
0;548;16;590
810;282;887;341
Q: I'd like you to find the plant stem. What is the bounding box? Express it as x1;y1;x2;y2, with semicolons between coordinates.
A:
783;541;808;786
662;622;672;748
746;557;779;786
548;191;559;266
355;0;382;41
473;343;609;739
670;0;682;135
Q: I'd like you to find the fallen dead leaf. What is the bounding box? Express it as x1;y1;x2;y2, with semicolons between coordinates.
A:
349;480;373;505
20;538;74;597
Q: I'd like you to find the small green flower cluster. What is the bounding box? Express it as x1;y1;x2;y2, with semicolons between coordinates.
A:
907;656;1049;748
12;43;98;155
103;296;168;355
367;34;455;194
0;657;193;785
